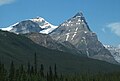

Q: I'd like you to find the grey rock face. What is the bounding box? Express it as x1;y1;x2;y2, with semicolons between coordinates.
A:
10;20;42;34
104;45;120;63
51;12;117;64
25;33;81;55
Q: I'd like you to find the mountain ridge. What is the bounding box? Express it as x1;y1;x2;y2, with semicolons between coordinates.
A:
0;30;120;74
51;12;117;64
1;17;58;34
25;32;82;55
0;12;119;64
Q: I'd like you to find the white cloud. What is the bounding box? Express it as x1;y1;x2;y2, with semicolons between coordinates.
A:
107;22;120;37
0;0;15;6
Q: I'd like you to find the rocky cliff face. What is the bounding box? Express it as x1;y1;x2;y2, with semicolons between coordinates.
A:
25;33;81;55
10;20;42;34
104;45;120;63
0;12;118;64
51;12;117;64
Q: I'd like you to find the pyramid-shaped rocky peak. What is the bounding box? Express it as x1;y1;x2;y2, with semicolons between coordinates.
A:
51;12;117;64
73;12;84;18
72;12;87;23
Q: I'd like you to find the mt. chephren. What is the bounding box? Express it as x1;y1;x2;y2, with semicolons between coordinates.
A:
1;12;118;64
51;12;117;64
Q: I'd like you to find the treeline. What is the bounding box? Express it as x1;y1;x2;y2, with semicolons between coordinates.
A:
0;61;58;81
0;53;58;81
1;62;120;81
0;53;120;81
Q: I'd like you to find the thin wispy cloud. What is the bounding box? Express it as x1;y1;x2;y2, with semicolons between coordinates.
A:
118;44;120;48
107;22;120;37
0;0;15;6
102;28;106;33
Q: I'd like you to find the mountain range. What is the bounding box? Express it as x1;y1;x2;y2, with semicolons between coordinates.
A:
25;32;81;55
0;30;120;74
0;12;120;68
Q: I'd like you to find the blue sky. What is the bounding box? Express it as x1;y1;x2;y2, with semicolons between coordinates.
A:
0;0;120;46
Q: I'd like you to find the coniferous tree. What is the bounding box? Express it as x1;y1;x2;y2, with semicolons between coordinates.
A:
40;64;44;77
60;74;64;81
9;61;15;81
20;64;24;74
34;52;37;74
0;61;1;72
0;63;6;81
54;64;57;78
15;69;20;81
30;66;34;75
0;62;2;79
27;62;30;74
47;72;49;81
49;66;53;81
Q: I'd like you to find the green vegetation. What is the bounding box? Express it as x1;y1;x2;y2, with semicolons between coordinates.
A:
0;61;120;81
0;30;120;80
0;30;120;74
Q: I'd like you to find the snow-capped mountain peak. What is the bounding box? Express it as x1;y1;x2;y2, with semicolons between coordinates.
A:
1;17;58;34
60;12;91;32
1;26;13;31
104;45;120;63
51;12;117;64
30;16;57;28
73;12;83;18
30;16;44;22
1;22;19;31
30;17;58;34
